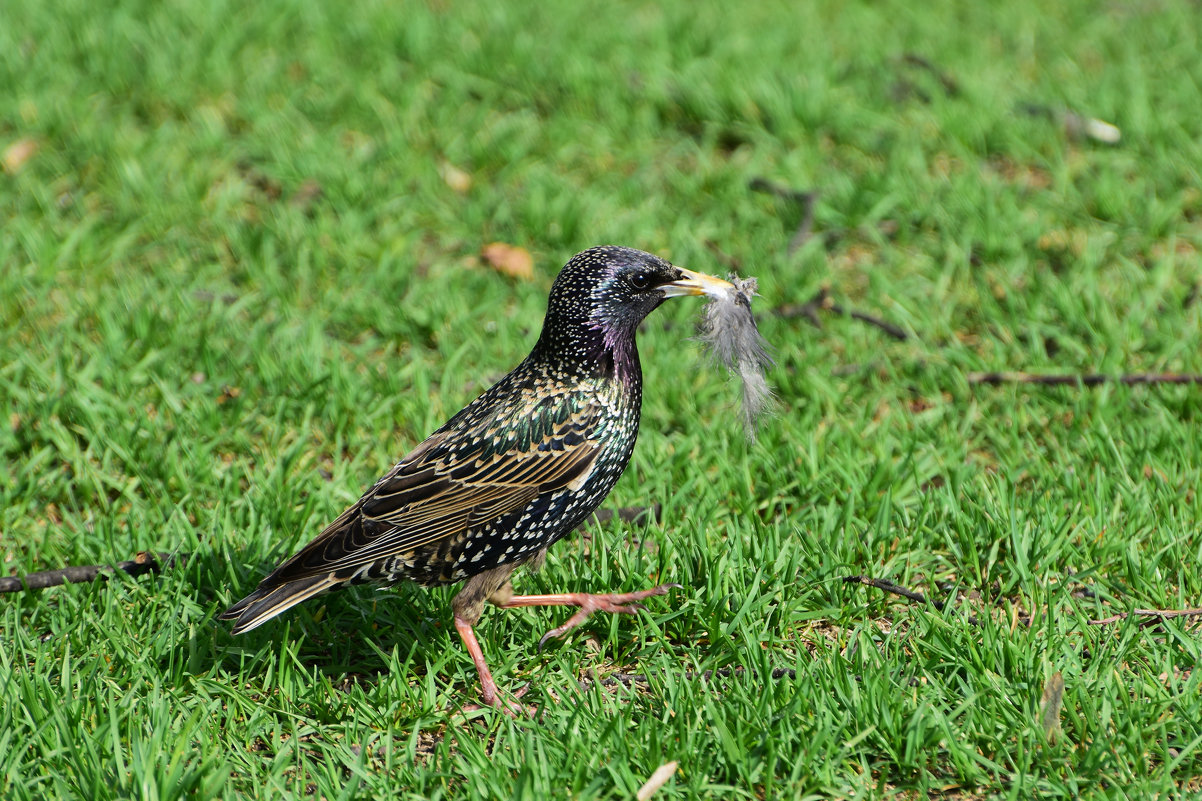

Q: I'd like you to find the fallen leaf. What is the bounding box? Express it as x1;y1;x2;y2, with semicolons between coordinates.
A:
637;762;678;801
1040;671;1064;742
3;137;38;173
439;162;472;193
1063;111;1121;144
482;242;534;281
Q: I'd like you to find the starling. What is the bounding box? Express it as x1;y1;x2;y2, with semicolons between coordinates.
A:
220;246;734;710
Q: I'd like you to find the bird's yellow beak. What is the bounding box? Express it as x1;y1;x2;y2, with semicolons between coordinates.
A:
660;267;736;299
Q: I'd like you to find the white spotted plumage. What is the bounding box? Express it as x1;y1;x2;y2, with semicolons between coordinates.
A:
221;246;687;635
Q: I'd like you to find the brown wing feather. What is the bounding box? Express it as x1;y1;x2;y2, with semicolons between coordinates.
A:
258;399;602;584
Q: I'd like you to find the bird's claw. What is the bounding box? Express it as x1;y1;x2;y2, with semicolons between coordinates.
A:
538;608;594;651
463;682;536;718
535;583;681;651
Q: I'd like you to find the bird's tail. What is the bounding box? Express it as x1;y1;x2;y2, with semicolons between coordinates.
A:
219;574;343;634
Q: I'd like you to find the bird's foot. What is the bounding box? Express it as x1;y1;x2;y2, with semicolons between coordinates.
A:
499;583;682;650
461;681;536;718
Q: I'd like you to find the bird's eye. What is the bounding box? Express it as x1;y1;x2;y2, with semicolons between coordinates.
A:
628;272;652;290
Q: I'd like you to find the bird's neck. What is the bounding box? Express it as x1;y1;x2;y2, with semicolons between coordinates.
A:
592;325;641;385
533;319;642;386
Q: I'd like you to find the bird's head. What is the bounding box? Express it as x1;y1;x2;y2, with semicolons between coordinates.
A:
536;246;734;381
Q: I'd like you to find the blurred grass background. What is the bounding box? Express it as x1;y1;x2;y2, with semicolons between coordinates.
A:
2;0;1201;798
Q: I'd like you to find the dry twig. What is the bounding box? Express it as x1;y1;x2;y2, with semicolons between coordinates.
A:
580;665;796;690
0;552;177;593
748;177;820;254
1088;608;1202;626
901;53;961;97
847;575;1202;637
776;288;908;341
844;575;982;626
968;372;1202;387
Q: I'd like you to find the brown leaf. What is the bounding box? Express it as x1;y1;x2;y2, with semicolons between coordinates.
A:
636;762;678;801
439;162;472;193
3;137;39;174
1040;671;1064;742
482;242;534;281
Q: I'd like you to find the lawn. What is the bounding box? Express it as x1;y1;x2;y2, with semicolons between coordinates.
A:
3;0;1202;798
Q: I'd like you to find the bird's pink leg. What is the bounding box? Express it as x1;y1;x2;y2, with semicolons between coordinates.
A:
454;615;529;716
498;584;681;649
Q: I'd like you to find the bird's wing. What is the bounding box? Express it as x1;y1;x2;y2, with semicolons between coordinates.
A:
261;394;603;583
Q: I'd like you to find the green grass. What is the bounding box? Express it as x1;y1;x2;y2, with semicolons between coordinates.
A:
3;0;1202;797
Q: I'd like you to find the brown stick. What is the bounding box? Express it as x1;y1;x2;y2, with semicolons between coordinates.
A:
776;288;908;341
848;575;1202;633
0;552;177;593
843;575;982;626
968;372;1202;386
901;53;961;96
748;178;820;254
774;290;827;329
580;665;797;690
787;192;819;255
1088;608;1202;626
839;306;908;341
748;177;813;205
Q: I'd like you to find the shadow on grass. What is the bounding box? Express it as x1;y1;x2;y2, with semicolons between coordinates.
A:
176;546;451;684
